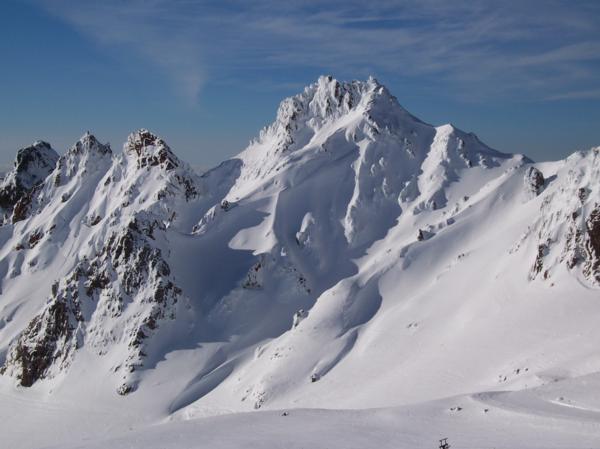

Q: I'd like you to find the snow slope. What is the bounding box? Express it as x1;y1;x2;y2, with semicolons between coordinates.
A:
1;76;600;448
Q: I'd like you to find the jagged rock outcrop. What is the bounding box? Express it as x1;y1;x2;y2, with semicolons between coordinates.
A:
124;129;199;201
0;141;58;222
240;253;310;294
583;204;600;283
527;149;600;285
126;129;179;171
524;166;545;198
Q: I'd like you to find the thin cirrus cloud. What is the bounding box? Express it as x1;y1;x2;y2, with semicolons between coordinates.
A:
34;0;600;103
546;88;600;101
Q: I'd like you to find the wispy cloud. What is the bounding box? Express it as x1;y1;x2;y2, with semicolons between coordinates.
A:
35;0;208;101
32;0;600;102
546;88;600;101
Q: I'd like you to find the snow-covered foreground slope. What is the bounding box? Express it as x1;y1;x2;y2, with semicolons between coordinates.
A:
1;76;600;448
2;373;600;448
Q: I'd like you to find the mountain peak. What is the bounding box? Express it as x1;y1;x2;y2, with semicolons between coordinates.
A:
125;129;180;171
0;140;58;213
69;132;112;157
11;141;58;185
252;75;421;157
299;74;392;122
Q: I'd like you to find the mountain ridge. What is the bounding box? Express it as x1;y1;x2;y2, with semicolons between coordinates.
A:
0;77;599;426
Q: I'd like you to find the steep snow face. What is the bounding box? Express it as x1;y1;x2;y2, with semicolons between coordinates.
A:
0;77;599;440
234;76;428;191
232;76;514;248
0;141;58;222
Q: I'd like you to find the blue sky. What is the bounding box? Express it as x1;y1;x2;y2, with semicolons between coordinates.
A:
1;0;599;167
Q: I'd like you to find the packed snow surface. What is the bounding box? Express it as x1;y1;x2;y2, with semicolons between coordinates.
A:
1;76;600;448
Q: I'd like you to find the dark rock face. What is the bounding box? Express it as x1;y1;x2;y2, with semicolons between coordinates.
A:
0;271;84;387
12;186;39;223
243;260;263;289
417;229;434;241
531;242;549;278
4;301;72;387
524;166;545;197
0;141;58;219
583;204;600;283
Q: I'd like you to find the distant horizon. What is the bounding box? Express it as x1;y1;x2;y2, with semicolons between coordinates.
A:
2;0;599;167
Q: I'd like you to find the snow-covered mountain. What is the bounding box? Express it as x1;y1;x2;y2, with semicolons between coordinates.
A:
1;76;600;448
